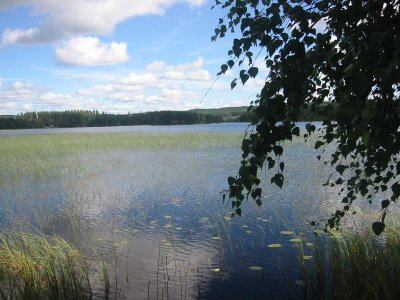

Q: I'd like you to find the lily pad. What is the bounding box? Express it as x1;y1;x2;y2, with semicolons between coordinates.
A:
249;266;263;271
162;240;172;246
289;238;302;243
212;268;220;272
280;230;294;235
268;243;283;248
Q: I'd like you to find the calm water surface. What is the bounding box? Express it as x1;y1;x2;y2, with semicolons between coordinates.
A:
1;123;343;299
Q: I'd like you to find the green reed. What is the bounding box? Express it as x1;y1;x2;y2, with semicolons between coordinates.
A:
0;231;110;300
0;132;242;183
301;221;400;299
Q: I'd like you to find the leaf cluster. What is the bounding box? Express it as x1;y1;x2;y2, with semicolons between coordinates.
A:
213;0;400;234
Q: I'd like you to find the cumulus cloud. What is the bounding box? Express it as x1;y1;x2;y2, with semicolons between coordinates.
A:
55;36;129;66
0;57;236;114
2;0;206;45
145;57;211;82
187;69;210;81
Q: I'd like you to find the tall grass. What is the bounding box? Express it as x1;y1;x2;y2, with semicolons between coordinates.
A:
303;224;400;299
0;231;109;300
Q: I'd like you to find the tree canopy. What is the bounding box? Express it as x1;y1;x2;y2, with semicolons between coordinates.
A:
212;0;400;234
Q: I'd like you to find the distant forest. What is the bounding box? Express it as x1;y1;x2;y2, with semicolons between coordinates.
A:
0;104;328;130
0;108;251;130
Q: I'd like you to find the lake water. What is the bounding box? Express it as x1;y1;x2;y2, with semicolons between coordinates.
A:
0;123;347;299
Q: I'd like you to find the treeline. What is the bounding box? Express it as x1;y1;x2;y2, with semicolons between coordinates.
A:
0;110;225;130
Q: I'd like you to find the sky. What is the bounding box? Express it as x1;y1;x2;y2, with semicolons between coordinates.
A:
0;0;266;115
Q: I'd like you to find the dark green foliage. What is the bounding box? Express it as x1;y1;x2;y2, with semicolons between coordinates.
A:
0;110;223;129
213;0;400;234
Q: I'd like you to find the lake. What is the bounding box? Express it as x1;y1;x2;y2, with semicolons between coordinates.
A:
0;122;365;299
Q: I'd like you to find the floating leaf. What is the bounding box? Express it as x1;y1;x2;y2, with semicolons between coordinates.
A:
306;243;314;247
314;230;324;235
200;217;210;222
302;255;313;260
261;219;269;222
268;243;282;248
212;268;221;272
280;231;294;235
246;230;252;234
212;236;221;240
242;225;249;228
175;227;182;230
223;216;232;221
164;215;172;219
150;221;157;224
162;240;172;246
289;238;302;243
295;280;305;286
249;266;263;271
163;224;172;228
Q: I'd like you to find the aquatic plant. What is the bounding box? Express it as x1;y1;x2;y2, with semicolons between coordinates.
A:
0;231;104;299
302;224;400;299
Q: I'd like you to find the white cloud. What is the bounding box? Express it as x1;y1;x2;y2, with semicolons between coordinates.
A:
0;57;249;114
78;84;114;96
109;93;144;102
187;69;210;81
55;36;129;66
2;0;206;45
146;60;167;71
164;71;186;80
119;72;159;86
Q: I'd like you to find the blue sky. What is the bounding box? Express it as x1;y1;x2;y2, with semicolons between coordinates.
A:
0;0;265;114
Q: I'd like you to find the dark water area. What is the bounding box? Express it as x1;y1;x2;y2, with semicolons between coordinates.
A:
0;122;341;299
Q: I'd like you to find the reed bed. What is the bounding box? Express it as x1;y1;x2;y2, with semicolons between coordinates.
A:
0;231;99;299
0;132;242;183
302;222;400;299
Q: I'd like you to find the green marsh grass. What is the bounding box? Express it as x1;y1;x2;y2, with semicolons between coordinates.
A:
0;231;103;299
301;223;400;299
0;132;242;183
